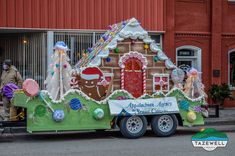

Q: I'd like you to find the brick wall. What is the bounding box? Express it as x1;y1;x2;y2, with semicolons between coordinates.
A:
100;39;170;95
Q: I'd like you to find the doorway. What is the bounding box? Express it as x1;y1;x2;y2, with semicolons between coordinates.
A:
124;58;143;98
119;52;148;98
176;46;201;74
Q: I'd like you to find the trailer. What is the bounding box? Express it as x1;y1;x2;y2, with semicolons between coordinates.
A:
1;18;207;139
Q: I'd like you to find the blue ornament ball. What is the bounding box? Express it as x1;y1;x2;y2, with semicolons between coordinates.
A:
106;57;111;62
55;64;60;68
53;109;65;122
69;98;82;110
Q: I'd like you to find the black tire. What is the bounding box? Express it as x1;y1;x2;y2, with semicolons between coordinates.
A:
151;114;178;137
119;116;147;139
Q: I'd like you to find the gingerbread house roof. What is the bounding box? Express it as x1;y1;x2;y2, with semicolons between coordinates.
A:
75;18;176;69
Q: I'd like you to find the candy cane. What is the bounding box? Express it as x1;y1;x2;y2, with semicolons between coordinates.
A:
121;68;125;90
143;69;146;93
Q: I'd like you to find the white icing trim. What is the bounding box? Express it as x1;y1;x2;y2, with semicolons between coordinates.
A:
77;17;176;70
165;59;177;69
81;74;99;80
38;87;205;106
118;51;148;69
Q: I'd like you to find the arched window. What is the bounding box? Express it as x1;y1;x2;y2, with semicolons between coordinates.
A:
229;51;235;88
176;46;201;73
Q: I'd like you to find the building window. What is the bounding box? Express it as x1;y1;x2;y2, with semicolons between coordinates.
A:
152;73;170;92
176;46;202;74
229;51;235;88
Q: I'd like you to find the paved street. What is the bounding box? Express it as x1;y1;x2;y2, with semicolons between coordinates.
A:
0;126;235;156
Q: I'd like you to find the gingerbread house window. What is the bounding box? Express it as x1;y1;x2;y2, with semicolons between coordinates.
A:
152;73;170;92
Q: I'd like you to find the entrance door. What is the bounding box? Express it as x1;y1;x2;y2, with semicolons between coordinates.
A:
124;58;143;98
176;47;201;74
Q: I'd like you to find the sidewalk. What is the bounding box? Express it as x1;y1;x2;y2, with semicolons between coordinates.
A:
205;107;235;125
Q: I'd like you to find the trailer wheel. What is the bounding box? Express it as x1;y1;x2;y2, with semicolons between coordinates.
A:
119;116;147;139
151;114;177;137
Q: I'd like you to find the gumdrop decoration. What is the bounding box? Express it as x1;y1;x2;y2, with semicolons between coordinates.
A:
87;47;93;53
93;108;104;120
114;47;120;53
154;56;159;62
102;35;108;41
106;57;111;62
35;105;46;117
53;109;65;122
179;100;189;111
144;44;149;50
69;98;82;111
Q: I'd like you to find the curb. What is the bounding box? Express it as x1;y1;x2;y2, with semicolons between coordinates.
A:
205;120;235;126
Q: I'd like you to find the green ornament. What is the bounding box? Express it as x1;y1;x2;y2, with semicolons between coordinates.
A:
154;56;159;62
35;105;46;117
114;47;120;53
93;108;104;120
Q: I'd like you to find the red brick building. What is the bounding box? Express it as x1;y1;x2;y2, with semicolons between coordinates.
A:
0;0;235;106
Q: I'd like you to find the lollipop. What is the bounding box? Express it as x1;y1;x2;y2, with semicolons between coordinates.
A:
2;83;19;100
22;79;39;97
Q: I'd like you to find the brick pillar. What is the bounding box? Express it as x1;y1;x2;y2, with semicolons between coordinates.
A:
163;0;175;62
211;0;222;84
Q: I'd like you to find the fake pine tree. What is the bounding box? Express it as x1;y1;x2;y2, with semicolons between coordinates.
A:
44;41;72;100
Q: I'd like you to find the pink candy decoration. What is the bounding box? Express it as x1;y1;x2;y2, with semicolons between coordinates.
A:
23;79;39;97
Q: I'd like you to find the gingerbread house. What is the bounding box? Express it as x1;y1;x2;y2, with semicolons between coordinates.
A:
75;18;176;98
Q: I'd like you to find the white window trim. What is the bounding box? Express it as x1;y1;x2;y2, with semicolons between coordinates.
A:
176;45;202;73
228;49;235;90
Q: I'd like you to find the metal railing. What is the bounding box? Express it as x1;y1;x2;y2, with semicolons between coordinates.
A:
0;33;47;89
0;31;162;89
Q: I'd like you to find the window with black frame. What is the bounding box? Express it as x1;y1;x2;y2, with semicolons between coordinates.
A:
230;51;235;88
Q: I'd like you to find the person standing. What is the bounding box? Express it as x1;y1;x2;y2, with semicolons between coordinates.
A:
0;59;23;121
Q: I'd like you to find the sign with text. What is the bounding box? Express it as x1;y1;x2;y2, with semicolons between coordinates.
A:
108;97;179;116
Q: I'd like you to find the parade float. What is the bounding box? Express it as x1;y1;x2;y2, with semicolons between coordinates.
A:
11;18;208;138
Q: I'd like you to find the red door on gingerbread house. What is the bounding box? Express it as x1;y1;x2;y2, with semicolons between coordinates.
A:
119;52;148;98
